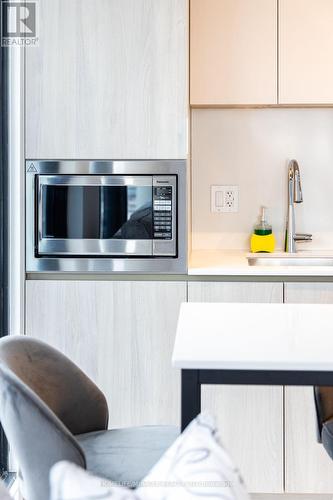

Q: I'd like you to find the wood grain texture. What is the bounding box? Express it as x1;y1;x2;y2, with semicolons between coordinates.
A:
253;496;332;500
190;0;277;105
284;283;333;305
285;387;333;494
26;0;187;159
26;280;186;428
279;0;333;104
188;281;284;494
188;281;283;303
284;283;333;494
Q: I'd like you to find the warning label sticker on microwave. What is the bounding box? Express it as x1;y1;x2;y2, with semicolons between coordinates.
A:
27;163;37;172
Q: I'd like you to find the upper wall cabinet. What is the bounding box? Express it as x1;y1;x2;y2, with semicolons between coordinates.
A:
26;0;187;159
279;0;333;104
190;0;278;105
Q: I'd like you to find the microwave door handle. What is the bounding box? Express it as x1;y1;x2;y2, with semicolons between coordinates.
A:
100;186;105;239
37;180;43;248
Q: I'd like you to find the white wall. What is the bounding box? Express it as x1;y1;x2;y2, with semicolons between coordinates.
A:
192;108;333;250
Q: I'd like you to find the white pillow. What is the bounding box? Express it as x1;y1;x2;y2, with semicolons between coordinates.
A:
50;462;137;500
137;412;250;500
50;412;250;500
0;481;13;500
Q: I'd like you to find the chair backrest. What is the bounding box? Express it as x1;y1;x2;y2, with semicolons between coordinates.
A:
0;364;85;500
0;336;109;500
314;386;333;439
0;336;108;435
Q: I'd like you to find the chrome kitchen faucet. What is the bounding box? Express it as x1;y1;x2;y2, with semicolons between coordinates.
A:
284;160;312;253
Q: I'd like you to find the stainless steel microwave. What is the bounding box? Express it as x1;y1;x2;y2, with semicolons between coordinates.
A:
26;160;187;273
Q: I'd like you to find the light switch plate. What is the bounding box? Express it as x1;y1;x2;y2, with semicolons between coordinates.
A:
211;185;239;213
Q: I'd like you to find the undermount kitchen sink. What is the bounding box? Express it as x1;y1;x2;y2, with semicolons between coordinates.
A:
247;256;333;267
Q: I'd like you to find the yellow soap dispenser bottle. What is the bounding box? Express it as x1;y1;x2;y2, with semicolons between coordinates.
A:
250;206;275;253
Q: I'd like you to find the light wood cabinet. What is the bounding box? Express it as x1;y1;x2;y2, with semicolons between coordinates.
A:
187;281;284;493
25;280;187;428
27;277;333;494
284;282;333;494
279;0;333;104
190;0;278;105
26;0;187;159
191;0;333;106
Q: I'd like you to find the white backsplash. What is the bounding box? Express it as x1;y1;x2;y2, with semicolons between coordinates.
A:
192;108;333;251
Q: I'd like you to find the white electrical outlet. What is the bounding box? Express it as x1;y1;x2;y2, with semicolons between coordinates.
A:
211;185;239;213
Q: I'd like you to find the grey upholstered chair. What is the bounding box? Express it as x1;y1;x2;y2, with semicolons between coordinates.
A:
314;386;333;459
0;336;179;500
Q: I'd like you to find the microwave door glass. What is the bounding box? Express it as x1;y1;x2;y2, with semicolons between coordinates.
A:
42;185;153;240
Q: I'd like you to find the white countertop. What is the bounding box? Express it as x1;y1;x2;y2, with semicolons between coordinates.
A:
172;302;333;371
189;250;333;276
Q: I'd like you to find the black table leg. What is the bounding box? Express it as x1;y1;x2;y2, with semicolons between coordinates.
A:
181;369;201;431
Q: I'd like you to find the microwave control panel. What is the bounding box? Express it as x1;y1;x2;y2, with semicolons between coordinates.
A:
153;186;172;239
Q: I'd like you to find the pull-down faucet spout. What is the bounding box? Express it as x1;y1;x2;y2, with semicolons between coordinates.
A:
284;160;312;253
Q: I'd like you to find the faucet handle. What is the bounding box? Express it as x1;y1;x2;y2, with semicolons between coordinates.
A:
294;233;312;242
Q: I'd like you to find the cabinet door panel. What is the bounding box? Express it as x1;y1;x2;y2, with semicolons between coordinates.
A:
284;283;333;493
188;281;284;494
26;0;187;159
190;0;277;105
26;280;186;428
279;0;333;104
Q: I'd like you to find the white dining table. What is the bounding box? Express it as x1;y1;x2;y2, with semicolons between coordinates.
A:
172;302;333;430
